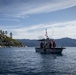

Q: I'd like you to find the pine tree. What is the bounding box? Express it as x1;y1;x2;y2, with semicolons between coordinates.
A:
10;32;12;38
0;30;2;34
5;31;8;35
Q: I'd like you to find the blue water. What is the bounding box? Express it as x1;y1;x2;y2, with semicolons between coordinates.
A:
0;47;76;75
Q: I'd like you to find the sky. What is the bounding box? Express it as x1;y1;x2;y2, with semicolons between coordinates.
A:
0;0;76;39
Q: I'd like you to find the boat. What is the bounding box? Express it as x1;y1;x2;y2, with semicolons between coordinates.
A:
35;29;65;54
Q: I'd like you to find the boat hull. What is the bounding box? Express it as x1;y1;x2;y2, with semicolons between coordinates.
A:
35;47;65;54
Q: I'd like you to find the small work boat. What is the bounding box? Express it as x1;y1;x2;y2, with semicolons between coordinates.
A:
35;29;65;54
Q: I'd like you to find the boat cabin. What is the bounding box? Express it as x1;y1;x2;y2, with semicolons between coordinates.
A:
39;38;56;48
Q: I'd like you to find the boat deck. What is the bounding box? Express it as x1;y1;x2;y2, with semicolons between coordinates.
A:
35;47;65;54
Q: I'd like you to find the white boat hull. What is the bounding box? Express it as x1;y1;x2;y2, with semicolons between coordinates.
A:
35;47;65;54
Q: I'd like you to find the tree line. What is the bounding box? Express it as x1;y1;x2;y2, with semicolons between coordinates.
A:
0;30;12;38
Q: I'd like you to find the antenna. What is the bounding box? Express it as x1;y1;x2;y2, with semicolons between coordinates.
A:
51;28;54;39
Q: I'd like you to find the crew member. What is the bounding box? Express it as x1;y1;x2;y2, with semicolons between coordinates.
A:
40;42;43;48
49;42;52;48
53;41;56;48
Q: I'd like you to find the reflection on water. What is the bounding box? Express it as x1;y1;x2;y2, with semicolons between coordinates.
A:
0;47;76;75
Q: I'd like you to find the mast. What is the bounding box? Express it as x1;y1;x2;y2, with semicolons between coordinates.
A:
45;29;48;39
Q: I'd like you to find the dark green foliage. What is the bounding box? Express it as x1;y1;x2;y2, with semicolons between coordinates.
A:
0;34;23;47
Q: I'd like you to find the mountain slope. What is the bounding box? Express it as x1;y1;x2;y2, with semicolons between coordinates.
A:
55;38;76;47
17;38;76;47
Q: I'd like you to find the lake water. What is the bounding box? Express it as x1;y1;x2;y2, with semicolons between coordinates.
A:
0;47;76;75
